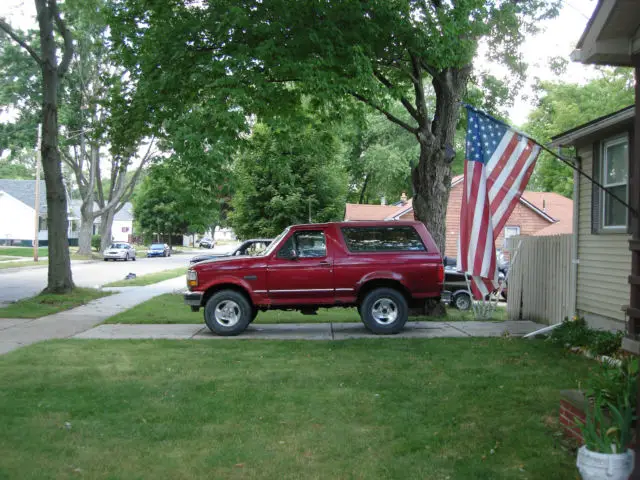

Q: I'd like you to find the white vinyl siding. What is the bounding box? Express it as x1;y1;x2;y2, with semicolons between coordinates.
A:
576;144;630;327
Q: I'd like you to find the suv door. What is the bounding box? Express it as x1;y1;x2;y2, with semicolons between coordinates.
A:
267;229;333;304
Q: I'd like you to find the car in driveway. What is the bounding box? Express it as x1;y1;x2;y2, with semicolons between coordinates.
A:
198;238;215;249
103;242;136;261
189;239;273;265
184;221;443;336
147;243;171;257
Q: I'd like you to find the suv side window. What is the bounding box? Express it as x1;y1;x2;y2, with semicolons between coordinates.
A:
277;230;327;258
341;226;426;252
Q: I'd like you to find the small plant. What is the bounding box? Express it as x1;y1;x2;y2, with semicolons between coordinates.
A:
548;316;623;357
578;359;638;453
589;330;624;357
91;235;101;252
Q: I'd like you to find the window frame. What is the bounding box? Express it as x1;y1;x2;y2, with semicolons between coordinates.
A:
340;225;427;253
601;134;629;231
276;229;327;259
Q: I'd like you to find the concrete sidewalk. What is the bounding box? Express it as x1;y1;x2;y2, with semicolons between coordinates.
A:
74;319;546;341
0;275;186;355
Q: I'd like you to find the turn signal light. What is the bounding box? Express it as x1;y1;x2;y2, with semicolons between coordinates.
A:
436;264;444;284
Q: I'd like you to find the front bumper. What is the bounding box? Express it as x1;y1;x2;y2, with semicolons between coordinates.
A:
104;252;127;258
147;251;164;257
184;291;204;307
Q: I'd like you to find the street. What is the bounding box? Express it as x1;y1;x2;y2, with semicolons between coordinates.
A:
0;245;236;306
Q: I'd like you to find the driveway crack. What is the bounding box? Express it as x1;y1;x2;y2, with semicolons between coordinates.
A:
445;322;472;337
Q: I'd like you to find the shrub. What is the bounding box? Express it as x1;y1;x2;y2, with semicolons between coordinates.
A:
589;330;624;357
548;317;591;347
91;235;101;252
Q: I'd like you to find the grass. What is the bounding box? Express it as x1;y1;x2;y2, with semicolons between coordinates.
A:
0;260;48;270
0;338;591;479
103;267;187;287
0;247;48;257
0;288;112;318
105;293;506;325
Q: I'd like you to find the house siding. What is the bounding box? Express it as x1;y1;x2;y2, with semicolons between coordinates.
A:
575;144;630;330
0;191;35;242
444;182;553;258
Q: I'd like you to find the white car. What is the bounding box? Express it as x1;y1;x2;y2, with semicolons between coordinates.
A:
103;242;136;261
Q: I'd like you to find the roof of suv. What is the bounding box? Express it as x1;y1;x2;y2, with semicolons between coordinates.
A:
291;220;424;229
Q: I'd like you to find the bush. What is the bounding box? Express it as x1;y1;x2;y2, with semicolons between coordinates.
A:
548;316;623;357
91;235;101;252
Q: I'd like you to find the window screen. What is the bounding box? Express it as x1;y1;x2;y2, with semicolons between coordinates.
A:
341;226;426;252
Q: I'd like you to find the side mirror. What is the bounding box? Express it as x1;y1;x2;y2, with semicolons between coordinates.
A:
288;249;298;260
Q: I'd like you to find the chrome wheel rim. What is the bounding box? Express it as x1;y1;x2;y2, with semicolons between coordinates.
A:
371;298;398;325
214;300;241;327
456;295;470;310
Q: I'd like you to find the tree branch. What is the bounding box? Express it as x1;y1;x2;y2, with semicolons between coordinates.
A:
0;18;43;65
372;68;420;122
349;91;418;134
51;0;73;77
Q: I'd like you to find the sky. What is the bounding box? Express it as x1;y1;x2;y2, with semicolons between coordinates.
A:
0;0;599;127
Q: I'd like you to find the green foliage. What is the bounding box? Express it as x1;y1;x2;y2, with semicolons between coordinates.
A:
548;317;623;357
229;114;348;238
134;162;225;238
91;235;101;252
525;68;635;197
578;359;637;453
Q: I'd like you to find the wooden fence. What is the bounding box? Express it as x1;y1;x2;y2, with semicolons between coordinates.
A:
506;234;573;325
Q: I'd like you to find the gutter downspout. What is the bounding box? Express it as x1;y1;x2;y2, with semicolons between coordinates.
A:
571;152;581;317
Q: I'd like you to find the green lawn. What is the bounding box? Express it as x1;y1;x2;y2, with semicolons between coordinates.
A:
0;260;48;270
0;339;588;479
105;293;507;325
103;267;187;287
0;247;48;257
0;288;112;318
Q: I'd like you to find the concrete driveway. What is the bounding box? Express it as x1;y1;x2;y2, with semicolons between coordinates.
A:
0;244;235;306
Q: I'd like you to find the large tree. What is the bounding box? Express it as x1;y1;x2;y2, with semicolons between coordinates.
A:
229;117;348;238
109;0;559;253
0;0;75;292
525;67;635;197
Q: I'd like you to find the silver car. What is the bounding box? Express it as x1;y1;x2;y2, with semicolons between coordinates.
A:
103;242;137;261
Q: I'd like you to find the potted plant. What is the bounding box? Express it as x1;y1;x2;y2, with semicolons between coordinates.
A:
576;359;637;479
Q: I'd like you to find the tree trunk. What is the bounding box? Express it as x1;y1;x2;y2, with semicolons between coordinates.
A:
411;144;452;254
99;209;115;252
77;205;94;255
38;0;74;293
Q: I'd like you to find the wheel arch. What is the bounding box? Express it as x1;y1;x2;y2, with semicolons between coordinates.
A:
356;278;412;306
202;283;254;308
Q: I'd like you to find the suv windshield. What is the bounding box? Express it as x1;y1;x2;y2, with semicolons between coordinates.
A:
258;228;289;257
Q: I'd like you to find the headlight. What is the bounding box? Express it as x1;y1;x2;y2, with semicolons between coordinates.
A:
187;269;198;288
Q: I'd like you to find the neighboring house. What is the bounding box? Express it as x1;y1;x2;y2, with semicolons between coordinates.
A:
69;200;135;243
549;106;633;330
0;179;79;246
183;227;237;247
345;184;573;258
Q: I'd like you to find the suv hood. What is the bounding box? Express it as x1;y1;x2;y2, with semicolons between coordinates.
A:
192;255;258;270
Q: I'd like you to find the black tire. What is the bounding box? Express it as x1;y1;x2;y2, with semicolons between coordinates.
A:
359;287;408;334
132;256;136;261
454;292;472;311
250;308;258;323
125;253;129;261
103;258;108;262
204;290;252;336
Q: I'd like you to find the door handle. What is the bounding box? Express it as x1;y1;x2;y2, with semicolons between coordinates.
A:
319;261;331;267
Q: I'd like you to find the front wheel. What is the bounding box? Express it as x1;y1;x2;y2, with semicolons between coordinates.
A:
204;290;252;336
359;287;408;334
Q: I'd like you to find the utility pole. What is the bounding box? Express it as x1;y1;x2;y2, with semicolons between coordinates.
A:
33;124;42;262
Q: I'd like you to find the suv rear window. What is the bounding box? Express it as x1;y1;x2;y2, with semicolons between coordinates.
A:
341;226;426;252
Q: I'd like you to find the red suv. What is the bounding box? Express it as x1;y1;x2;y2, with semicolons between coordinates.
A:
184;221;443;335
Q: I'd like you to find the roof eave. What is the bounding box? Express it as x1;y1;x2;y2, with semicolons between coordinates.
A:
548;107;635;148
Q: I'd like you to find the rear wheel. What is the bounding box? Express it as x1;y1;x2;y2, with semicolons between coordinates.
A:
204;290;252;336
359;288;408;335
454;292;472;311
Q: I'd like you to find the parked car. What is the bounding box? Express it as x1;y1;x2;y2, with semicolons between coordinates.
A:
442;254;508;310
189;239;273;265
147;243;171;257
103;242;136;261
184;221;443;336
199;238;215;249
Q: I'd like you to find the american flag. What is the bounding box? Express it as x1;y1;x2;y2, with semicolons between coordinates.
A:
457;105;541;299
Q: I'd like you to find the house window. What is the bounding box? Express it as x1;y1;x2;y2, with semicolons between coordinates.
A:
504;226;520;239
601;136;628;229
